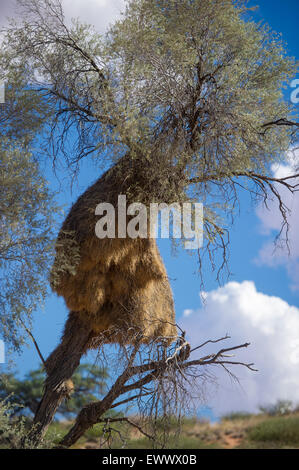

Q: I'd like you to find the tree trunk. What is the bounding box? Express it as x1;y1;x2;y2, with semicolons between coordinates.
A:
58;344;140;448
28;312;94;446
58;401;106;448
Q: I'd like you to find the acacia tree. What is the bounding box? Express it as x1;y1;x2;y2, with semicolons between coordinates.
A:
0;364;108;417
0;27;60;351
0;55;58;351
2;0;298;268
1;0;298;448
0;142;58;351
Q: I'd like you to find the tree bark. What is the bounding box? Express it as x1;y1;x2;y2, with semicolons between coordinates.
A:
28;312;94;446
58;342;141;448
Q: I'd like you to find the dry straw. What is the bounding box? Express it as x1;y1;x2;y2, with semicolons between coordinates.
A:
50;154;179;347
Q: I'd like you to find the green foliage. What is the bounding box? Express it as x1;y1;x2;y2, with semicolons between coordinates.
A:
0;76;52;147
0;398;35;448
0;25;59;351
0;397;61;448
259;399;295;417
0;368;44;416
1;0;297;275
108;0;296;166
248;416;299;446
44;421;72;446
2;0;297;179
0;364;109;418
114;435;220;449
0;140;58;350
63;363;109;417
221;411;253;421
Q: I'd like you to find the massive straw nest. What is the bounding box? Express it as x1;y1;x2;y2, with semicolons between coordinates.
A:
50;154;179;345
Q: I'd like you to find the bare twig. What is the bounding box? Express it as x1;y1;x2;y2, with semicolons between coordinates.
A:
19;318;46;367
98;417;154;441
56;331;255;449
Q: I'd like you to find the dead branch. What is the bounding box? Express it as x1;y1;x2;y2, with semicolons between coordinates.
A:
98;417;154;442
55;331;255;449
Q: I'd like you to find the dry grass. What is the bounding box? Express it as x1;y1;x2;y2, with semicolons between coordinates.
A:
50;155;178;346
42;411;299;449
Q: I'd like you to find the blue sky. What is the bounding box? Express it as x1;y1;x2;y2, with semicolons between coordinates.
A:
1;0;299;418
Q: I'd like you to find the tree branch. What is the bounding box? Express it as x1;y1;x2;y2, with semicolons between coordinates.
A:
189;170;299;191
97;417;154;442
57;334;255;448
19;319;46;368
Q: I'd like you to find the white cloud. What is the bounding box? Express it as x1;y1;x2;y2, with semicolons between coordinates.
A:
181;281;299;417
183;308;193;317
256;148;299;290
0;0;16;25
62;0;125;32
0;0;126;32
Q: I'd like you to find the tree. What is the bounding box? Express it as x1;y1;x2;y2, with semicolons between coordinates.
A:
2;0;298;274
1;0;298;448
0;364;109;417
0;44;58;351
0;140;58;351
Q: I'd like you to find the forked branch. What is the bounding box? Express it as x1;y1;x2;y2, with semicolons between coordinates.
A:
56;331;255;449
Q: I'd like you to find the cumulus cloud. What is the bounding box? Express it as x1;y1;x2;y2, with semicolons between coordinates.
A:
181;281;299;417
256;148;299;290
